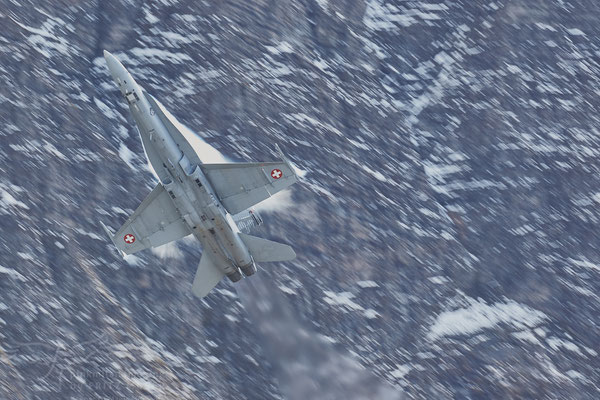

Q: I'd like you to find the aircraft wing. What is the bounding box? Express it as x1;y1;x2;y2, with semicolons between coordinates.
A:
104;183;192;255
201;150;299;214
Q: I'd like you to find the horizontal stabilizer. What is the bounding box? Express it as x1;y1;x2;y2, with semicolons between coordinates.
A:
239;233;296;262
192;250;226;298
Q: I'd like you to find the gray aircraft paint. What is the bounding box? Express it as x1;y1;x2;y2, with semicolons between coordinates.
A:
101;51;299;298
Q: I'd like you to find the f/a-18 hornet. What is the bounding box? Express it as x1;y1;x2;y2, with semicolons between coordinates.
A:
100;50;300;298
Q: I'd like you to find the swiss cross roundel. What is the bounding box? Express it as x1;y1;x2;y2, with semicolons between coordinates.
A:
124;234;136;244
271;169;283;179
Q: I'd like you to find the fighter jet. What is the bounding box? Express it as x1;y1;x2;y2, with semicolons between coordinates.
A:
100;50;300;298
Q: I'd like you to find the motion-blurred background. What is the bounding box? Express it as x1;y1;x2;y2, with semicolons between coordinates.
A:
0;1;599;399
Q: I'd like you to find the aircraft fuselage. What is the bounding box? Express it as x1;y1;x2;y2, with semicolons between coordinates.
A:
104;51;254;280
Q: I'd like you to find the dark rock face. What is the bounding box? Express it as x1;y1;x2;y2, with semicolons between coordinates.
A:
1;0;599;399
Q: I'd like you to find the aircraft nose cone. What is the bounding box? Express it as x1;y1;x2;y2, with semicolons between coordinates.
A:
103;50;129;83
103;50;119;69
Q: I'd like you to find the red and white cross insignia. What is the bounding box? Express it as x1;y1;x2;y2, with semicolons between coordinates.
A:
124;234;136;244
271;169;282;179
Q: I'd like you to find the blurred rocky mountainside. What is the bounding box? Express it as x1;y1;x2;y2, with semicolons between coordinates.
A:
0;0;599;399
